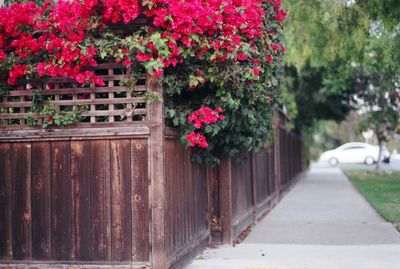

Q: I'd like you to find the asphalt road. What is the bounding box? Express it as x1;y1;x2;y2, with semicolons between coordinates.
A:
312;161;396;171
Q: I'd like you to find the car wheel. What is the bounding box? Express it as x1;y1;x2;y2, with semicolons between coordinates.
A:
329;157;338;166
364;156;375;165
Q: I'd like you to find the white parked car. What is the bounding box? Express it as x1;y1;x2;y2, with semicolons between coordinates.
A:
320;142;390;166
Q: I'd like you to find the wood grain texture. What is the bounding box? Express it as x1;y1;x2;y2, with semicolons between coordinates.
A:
0;125;150;141
50;141;71;260
164;139;209;264
269;146;276;194
274;111;282;192
131;139;149;261
71;140;91;260
0;143;12;259
0;116;304;268
164;140;171;256
110;139;132;261
148;76;166;269
252;151;269;205
231;154;253;223
12;143;32;259
90;140;111;261
31;142;51;260
219;158;232;245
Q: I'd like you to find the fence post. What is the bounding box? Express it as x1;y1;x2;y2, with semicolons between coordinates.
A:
250;152;257;217
148;77;166;269
219;158;232;244
274;110;282;195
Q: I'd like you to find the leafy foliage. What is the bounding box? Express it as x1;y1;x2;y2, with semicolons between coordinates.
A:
26;104;88;128
282;0;399;129
281;63;356;129
283;0;369;69
355;28;400;154
0;0;286;164
280;0;399;170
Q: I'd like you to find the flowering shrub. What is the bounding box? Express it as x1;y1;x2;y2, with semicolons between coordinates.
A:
0;0;286;164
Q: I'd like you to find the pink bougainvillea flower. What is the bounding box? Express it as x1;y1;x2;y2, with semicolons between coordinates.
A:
186;131;208;148
0;0;286;93
188;106;224;129
275;9;287;21
253;66;260;76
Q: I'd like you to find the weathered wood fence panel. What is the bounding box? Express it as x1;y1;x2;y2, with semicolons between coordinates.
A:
0;138;150;264
164;134;209;269
215;110;304;244
0;65;304;269
231;153;254;239
252;146;277;211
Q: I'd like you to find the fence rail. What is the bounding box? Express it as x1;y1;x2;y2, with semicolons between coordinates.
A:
0;71;304;269
0;64;148;129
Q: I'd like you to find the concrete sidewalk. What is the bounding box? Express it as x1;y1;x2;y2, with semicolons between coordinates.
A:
187;167;400;269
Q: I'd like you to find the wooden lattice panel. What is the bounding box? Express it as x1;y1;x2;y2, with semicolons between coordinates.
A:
0;63;148;129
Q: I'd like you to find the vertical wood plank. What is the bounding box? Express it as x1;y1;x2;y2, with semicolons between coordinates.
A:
90;140;111;261
110;139;132;261
268;147;273;196
219;158;232;245
274;111;281;194
131;139;149;261
148;76;166;268
164;140;173;257
231;164;239;222
12;143;32;259
173;141;180;251
191;162;198;238
179;143;185;249
51;141;71;260
108;69;115;123
206;166;214;242
71;140;91;260
0;143;12;259
271;144;276;194
246;155;253;213
251;153;257;211
185;147;193;243
199;163;208;233
31;142;51;260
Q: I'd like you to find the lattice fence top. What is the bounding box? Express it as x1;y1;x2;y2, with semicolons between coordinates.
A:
0;63;149;129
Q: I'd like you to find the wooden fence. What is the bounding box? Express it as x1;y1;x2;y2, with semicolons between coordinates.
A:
0;66;303;269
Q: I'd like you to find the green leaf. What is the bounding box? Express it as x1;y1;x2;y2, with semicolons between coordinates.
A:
205;125;213;133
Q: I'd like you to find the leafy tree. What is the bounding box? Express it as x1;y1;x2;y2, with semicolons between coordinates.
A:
282;0;400;169
280;0;370;131
282;62;356;129
283;0;369;69
355;27;400;169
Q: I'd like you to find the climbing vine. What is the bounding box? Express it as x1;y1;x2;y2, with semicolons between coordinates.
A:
0;0;286;164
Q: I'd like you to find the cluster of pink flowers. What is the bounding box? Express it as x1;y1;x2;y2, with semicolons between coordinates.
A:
140;0;286;79
186;106;224;148
102;0;140;24
146;0;265;55
188;106;224;129
0;0;141;85
0;0;286;86
186;132;209;148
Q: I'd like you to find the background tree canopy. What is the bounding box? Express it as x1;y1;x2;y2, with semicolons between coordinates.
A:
281;0;400;162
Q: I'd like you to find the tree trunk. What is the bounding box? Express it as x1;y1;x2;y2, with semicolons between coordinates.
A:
375;139;383;172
